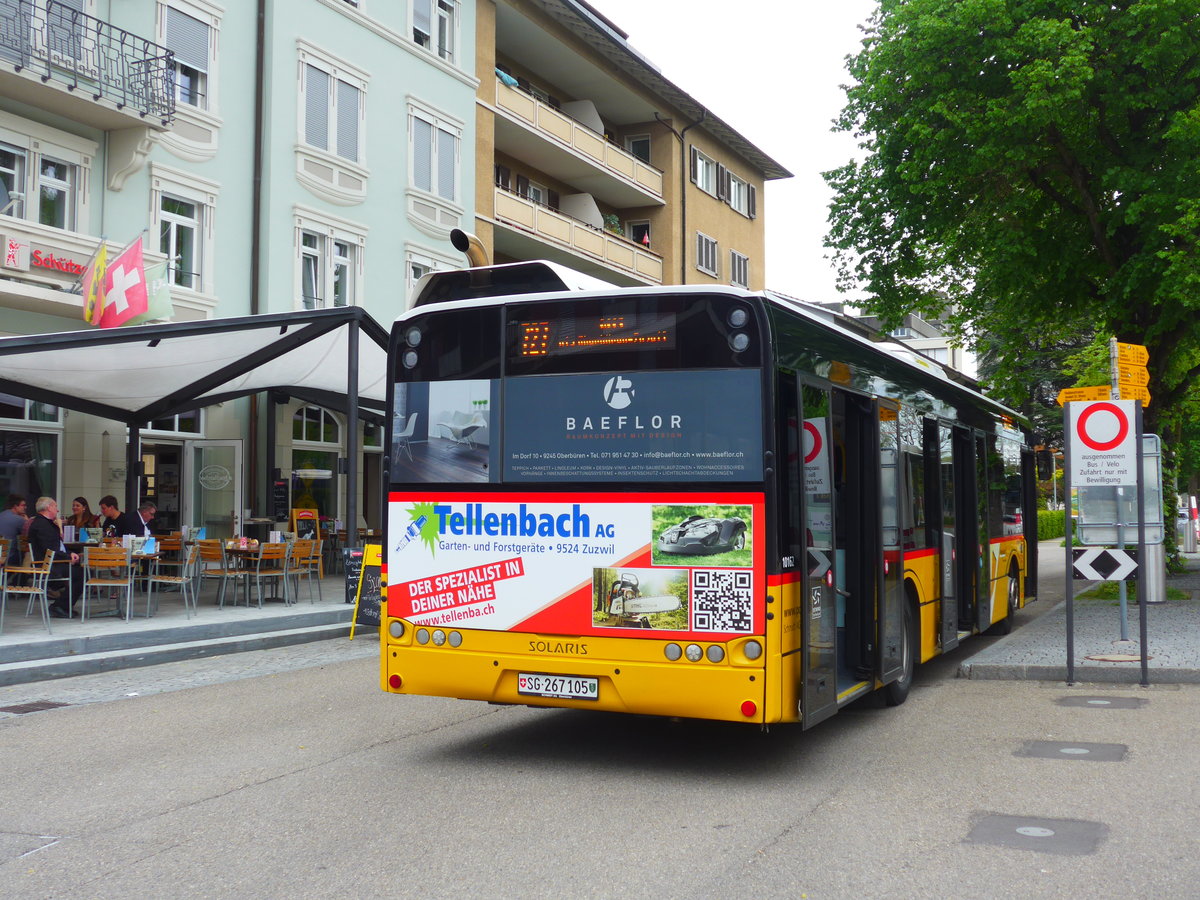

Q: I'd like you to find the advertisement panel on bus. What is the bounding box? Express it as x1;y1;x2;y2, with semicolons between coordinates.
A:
387;492;765;641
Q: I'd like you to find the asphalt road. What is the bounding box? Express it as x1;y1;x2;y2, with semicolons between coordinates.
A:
2;636;1197;898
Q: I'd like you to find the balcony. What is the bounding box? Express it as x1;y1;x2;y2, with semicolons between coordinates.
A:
493;186;662;286
0;1;175;130
494;80;663;209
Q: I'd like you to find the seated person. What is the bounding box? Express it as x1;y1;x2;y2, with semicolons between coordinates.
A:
65;496;101;531
0;493;27;565
27;496;84;617
97;494;140;539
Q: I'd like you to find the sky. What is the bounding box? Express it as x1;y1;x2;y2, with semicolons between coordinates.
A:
589;0;880;304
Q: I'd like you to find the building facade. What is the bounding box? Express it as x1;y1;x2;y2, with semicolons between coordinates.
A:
472;0;789;289
0;0;476;536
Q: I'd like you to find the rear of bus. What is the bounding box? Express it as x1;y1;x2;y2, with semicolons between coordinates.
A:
381;284;776;724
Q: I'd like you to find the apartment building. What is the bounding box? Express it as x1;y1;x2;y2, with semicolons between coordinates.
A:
471;0;789;289
0;0;475;534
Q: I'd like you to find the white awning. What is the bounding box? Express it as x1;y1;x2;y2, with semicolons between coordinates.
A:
0;307;390;423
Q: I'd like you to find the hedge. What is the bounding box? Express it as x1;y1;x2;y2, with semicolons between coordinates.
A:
1037;509;1065;541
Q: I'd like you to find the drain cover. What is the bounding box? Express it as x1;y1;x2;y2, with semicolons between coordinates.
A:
1056;696;1147;709
967;814;1108;855
1015;740;1128;761
0;700;70;715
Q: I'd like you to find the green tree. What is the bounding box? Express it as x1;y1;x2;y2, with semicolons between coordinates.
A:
825;0;1200;434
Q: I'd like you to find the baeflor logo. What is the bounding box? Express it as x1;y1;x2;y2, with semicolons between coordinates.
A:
604;375;634;409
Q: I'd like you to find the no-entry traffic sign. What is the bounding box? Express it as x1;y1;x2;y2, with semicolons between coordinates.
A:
1068;400;1137;487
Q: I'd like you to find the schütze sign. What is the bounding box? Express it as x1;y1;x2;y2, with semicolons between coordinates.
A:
1068;400;1138;487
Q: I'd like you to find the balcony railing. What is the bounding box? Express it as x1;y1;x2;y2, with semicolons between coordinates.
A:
0;0;175;125
496;80;663;204
494;186;663;285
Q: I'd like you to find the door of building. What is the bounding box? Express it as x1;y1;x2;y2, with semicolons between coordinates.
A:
184;440;242;539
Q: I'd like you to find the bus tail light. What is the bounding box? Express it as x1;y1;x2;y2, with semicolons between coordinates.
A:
389;674;402;689
389;620;405;638
740;700;757;718
743;640;762;660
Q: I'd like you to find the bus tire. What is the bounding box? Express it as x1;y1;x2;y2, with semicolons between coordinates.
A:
884;596;918;707
986;563;1021;636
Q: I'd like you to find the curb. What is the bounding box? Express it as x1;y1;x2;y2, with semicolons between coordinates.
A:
0;623;374;687
958;660;1200;684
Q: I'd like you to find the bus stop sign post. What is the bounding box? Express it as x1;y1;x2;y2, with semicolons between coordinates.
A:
1063;399;1149;685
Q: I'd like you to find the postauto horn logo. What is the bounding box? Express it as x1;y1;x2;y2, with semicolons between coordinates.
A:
603;375;634;409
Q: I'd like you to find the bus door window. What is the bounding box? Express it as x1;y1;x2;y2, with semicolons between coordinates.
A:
878;401;904;683
831;389;876;685
952;426;979;631
800;382;837;726
934;421;959;651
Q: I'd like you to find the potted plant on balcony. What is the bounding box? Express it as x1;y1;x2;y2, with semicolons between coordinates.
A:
602;213;623;236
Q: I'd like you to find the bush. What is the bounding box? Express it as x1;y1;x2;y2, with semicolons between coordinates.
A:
1037;509;1065;540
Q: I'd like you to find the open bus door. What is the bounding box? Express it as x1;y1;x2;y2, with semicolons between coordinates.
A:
798;381;838;729
877;399;905;686
929;420;959;652
952;427;982;635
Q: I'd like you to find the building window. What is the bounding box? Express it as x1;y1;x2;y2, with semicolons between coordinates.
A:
410;108;459;202
145;410;202;434
303;63;362;163
690;147;717;196
0;392;59;423
627;220;651;248
890;326;913;338
299;231;354;309
294;405;341;444
413;0;457;64
164;5;210;109
730;250;749;288
625;134;650;163
0;116;95;232
294;208;365;311
696;232;718;276
37;156;75;230
160;194;201;290
728;173;751;216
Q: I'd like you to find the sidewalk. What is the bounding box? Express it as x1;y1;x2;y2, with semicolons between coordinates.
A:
0;572;372;687
959;550;1200;684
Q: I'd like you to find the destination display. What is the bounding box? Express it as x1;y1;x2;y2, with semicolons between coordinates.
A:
509;311;676;358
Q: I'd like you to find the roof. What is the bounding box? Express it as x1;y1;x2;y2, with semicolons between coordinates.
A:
0;308;390;424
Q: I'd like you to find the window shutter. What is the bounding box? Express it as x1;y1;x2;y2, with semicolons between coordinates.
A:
437;127;456;201
412;116;432;192
748;184;757;219
335;80;360;161
547;189;560;210
716;164;727;201
689;146;698;185
166;7;209;72
495;165;511;189
413;0;431;35
305;66;330;150
516;174;529;197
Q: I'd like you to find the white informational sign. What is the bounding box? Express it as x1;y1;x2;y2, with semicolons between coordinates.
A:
1068;400;1138;487
803;418;830;495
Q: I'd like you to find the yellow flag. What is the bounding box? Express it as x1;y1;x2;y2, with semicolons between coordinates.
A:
81;243;108;325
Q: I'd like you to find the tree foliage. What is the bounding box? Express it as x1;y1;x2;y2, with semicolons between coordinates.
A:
825;0;1200;434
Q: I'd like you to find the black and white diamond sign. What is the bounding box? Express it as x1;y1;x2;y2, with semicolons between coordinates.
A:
1072;547;1138;581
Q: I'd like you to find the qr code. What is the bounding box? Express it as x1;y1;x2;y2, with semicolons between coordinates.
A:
691;570;753;632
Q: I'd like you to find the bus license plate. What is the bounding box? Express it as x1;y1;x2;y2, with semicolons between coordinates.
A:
517;673;598;700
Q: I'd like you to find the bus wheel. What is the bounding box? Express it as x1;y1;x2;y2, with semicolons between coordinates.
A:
986;564;1020;636
884;598;917;707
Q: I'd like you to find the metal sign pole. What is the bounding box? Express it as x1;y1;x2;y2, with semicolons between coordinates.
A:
1135;404;1149;686
1063;404;1075;684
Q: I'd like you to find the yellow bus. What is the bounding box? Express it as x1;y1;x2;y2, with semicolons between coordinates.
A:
381;255;1035;727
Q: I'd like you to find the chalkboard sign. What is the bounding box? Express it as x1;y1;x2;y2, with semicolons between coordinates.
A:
271;480;290;521
347;544;381;634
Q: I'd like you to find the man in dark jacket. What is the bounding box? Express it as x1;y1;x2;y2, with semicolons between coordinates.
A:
28;496;83;617
98;494;140;538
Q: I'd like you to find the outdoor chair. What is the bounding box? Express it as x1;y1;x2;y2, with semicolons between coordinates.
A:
147;544;200;619
287;538;323;603
197;539;244;608
1;550;54;635
81;545;133;621
249;542;290;608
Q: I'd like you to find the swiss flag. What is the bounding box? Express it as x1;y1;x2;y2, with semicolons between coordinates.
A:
98;237;149;328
